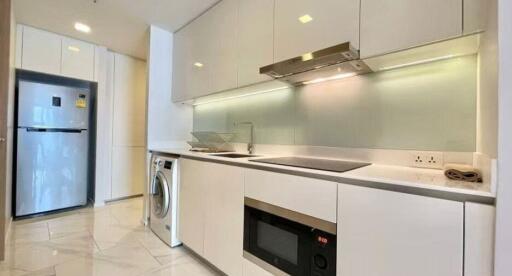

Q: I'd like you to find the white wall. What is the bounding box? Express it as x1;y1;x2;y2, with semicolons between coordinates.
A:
146;25;193;149
495;0;512;274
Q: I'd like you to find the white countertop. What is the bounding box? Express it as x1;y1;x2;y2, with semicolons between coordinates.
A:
151;148;495;203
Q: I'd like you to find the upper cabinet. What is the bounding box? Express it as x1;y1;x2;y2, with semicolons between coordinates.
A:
463;0;488;35
207;0;238;93
21;26;62;75
17;25;96;81
172;0;489;102
237;0;274;86
172;0;238;101
360;0;462;58
172;16;210;102
274;0;360;62
61;37;95;80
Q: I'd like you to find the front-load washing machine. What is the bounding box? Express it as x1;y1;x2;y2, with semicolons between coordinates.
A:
149;154;180;247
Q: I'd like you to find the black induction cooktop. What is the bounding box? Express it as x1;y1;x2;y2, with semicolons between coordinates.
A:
250;157;371;173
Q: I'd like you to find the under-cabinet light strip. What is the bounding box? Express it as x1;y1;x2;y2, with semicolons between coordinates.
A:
192;86;290;106
379;54;458;71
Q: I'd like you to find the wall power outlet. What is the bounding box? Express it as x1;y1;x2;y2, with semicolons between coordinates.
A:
411;152;444;169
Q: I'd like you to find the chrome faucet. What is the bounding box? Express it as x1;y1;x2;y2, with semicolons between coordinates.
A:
234;122;254;154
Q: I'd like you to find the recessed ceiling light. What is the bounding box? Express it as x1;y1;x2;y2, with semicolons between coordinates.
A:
67;46;81;52
298;14;313;24
74;22;91;33
194;62;204;68
301;53;313;61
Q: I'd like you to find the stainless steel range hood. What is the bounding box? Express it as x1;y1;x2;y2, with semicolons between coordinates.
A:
260;42;372;85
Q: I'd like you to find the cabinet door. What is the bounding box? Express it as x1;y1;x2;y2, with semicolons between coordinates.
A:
338;185;464;276
274;0;360;62
110;53;147;199
206;0;238;94
172;16;210;102
112;53;146;147
360;0;462;58
464;203;495;276
243;258;274;276
111;146;145;198
463;0;488;34
237;0;274;87
21;26;61;75
178;158;206;255
204;162;244;276
61;37;95;81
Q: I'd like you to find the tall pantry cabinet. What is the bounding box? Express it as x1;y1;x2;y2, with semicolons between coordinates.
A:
107;52;147;200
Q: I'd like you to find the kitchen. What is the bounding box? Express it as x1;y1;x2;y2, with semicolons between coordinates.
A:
0;0;511;275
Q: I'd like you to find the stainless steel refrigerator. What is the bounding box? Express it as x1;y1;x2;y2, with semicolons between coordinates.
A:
16;80;90;217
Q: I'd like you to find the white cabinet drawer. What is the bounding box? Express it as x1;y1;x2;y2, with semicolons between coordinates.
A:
244;169;337;223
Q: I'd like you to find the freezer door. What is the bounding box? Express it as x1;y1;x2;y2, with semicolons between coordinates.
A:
16;128;89;216
18;81;90;129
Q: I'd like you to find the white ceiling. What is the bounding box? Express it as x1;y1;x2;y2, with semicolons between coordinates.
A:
13;0;219;60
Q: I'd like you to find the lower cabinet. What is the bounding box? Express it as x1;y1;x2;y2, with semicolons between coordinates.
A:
178;158;207;255
178;158;244;275
464;202;495;276
243;258;273;276
337;184;464;276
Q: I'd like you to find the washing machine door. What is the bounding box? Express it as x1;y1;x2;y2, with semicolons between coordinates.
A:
151;171;170;219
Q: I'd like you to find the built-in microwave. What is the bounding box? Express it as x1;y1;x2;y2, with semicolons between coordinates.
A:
243;197;336;276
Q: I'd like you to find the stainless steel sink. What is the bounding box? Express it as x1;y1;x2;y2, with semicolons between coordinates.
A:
210;153;258;158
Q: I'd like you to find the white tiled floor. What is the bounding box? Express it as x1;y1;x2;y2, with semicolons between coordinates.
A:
0;198;220;276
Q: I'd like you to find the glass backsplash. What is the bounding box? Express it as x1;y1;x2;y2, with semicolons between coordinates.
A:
193;55;477;152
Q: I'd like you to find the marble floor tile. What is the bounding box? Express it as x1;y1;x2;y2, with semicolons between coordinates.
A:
0;198;220;276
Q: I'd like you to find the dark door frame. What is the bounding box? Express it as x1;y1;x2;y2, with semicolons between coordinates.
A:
0;0;12;261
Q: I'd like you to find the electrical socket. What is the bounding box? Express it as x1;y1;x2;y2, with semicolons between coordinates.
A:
411;152;444;169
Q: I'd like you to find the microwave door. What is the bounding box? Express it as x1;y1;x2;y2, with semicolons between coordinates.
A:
244;206;310;275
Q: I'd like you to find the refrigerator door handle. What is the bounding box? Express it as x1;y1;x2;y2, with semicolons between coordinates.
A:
26;128;84;133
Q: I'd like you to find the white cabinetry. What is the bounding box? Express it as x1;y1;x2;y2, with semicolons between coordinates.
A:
337;184;464;276
61;37;95;80
206;0;238;93
21;25;62;75
463;0;488;34
273;0;360;62
172;12;210;102
110;53;147;199
360;0;462;58
464;202;495;276
236;0;274;86
203;161;244;276
18;25;96;81
243;258;273;276
178;158;244;275
178;158;207;255
172;0;238;101
244;169;337;223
